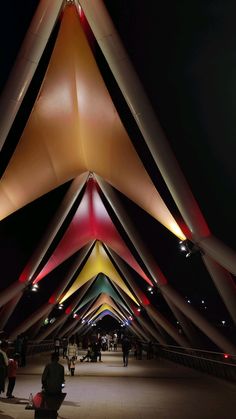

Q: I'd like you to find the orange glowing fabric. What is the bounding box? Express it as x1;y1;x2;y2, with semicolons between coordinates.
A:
0;5;185;240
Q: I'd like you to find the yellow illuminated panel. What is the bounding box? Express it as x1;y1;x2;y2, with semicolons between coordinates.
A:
89;304;124;322
60;242;139;304
83;293;126;319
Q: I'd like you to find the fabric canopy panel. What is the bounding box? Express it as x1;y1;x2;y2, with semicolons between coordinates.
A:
0;5;185;241
59;241;139;305
95;310;120;322
77;273;131;313
34;177;152;285
88;303;125;322
83;293;127;320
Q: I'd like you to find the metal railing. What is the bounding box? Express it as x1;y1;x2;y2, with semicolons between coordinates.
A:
8;339;54;357
26;340;54;356
157;344;236;383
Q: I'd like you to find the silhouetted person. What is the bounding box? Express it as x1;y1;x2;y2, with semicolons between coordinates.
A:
42;353;64;395
113;334;118;351
6;353;20;398
14;335;23;367
0;341;8;396
62;337;68;359
122;336;131;367
80;345;92;362
54;337;60;356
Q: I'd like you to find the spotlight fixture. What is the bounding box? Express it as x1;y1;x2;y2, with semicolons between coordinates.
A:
178;239;202;258
31;283;39;292
58;303;64;310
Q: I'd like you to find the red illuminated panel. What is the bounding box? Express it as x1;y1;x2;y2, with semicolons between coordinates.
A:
34;178;152;285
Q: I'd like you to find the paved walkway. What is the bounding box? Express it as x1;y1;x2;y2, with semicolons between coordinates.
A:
0;350;235;419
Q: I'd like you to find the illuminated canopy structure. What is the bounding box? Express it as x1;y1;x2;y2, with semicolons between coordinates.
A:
0;1;236;355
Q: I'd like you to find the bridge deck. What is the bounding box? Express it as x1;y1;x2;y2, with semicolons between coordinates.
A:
0;350;235;418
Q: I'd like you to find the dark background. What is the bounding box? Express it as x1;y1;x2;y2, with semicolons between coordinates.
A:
0;1;235;343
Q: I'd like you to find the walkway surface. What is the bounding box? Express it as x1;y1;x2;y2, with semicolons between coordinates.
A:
0;350;235;419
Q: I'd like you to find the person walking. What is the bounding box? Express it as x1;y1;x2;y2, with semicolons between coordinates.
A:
61;337;68;359
42;353;65;395
122;335;131;367
113;334;118;351
6;353;20;399
54;337;60;356
0;341;9;396
66;337;78;376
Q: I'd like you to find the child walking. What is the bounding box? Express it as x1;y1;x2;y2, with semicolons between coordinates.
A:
66;337;78;376
6;353;20;398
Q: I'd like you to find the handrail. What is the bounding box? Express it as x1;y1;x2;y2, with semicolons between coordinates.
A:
157;344;236;382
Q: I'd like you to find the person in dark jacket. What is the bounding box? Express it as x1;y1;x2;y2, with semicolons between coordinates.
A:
42;353;64;395
122;336;131;367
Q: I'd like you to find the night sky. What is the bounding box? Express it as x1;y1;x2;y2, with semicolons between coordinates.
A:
0;1;235;345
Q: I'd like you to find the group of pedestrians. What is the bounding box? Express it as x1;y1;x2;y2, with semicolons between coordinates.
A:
53;333;133;372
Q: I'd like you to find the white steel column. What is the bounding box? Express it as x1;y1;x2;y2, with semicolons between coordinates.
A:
0;175;88;309
162;284;236;355
137;315;167;345
131;320;150;342
202;254;236;324
9;303;52;340
80;0;236;325
164;296;204;348
36;313;68;342
129;322;146;342
0;0;64;150
97;178;236;352
0;292;22;330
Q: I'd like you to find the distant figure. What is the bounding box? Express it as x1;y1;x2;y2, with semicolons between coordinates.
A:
96;338;102;362
80;345;92;362
6;353;20;399
0;341;9;395
61;337;68;359
113;334;118;351
101;335;107;351
122;336;131;367
14;335;23;367
54;337;60;356
92;340;102;362
42;353;65;395
66;337;78;376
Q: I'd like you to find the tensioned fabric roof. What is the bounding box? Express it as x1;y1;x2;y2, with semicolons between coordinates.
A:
59;241;140;305
76;274;132;313
0;5;185;241
33;176;152;285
